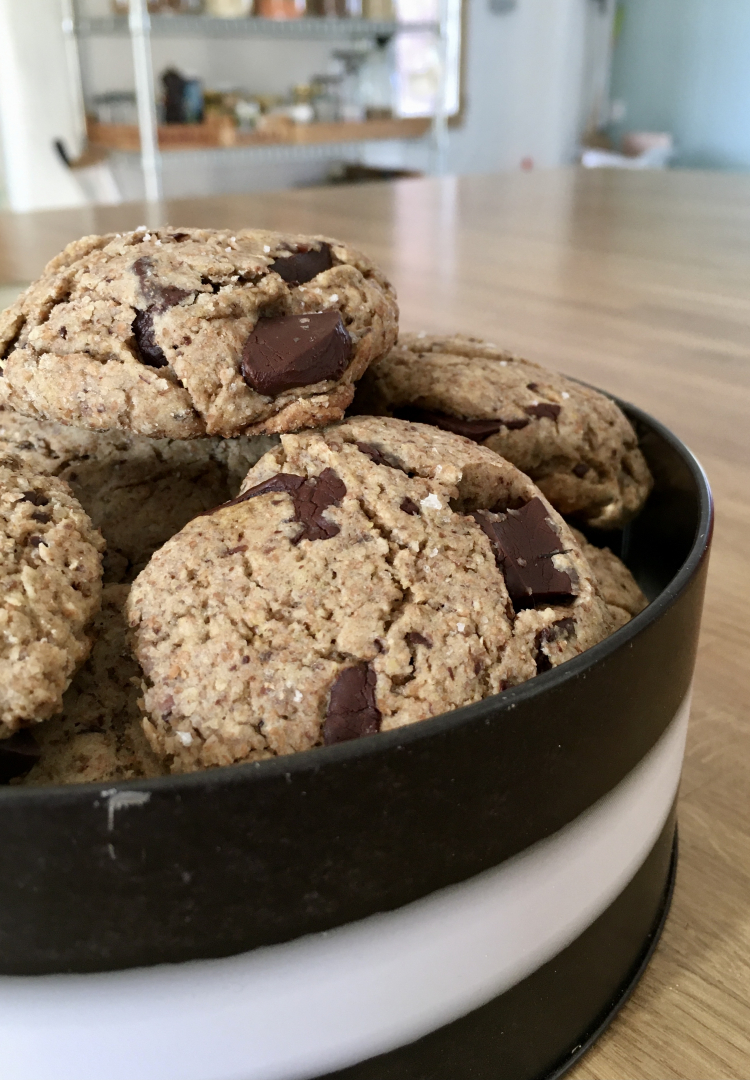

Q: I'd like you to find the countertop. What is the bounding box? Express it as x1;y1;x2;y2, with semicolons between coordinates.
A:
1;168;748;1079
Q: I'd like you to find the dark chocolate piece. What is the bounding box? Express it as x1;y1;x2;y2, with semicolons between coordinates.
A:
0;730;41;785
0;319;25;365
241;311;352;397
405;631;432;649
132;310;168;369
573;462;590;478
356;442;402;470
21;491;49;507
472;497;575;611
213;469;346;543
28;535;48;549
535;617;576;673
525;402;561;422
526;382;539;391
132;257;192;369
395;407;529;440
323;663;381;745
31;512;51;524
133;257;191;310
400;497;420;516
269;243;333;285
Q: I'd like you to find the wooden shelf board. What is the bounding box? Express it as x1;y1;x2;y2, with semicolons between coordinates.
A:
86;116;431;153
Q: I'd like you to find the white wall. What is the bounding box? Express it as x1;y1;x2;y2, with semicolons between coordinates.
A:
371;0;610;177
611;0;750;169
0;0;88;211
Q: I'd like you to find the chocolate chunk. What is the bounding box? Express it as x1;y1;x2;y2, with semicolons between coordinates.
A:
323;662;381;745
133;256;191;309
215;468;346;543
0;730;41;784
132;257;192;368
132;310;168;369
400;497;420;516
535;617;576;673
395;406;529;440
21;491;49;507
241;311;352;396
572;462;590;478
31;511;51;524
525;402;561;422
526;382;539;391
405;631;432;649
269;243;333;285
28;535;47;549
472;497;575;611
356;442;402;470
0;317;26;365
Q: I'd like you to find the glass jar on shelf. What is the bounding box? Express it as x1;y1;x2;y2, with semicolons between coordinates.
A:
255;0;304;17
305;0;353;16
358;36;395;118
111;0;205;11
205;0;252;14
310;75;342;122
362;0;394;18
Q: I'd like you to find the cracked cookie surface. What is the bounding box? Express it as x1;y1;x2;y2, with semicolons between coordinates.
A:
353;333;653;529
0;227;398;439
20;584;165;786
0;407;275;582
0;456;104;734
127;416;616;773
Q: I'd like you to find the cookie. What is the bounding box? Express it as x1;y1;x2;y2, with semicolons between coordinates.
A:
0;227;398;439
571;528;648;630
0;407;276;582
0;456;104;734
353;333;653;529
19;585;164;787
127;416;616;774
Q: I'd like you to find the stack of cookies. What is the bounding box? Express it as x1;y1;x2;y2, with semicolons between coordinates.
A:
0;227;652;786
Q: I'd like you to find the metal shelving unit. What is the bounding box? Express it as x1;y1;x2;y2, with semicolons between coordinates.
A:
77;13;440;39
66;1;450;202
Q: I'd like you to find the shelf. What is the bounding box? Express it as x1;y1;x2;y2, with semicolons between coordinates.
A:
86;115;431;152
77;14;439;40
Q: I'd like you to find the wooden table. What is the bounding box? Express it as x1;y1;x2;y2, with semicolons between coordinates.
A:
1;169;748;1079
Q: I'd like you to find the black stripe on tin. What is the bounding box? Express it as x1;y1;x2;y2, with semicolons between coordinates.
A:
325;810;678;1080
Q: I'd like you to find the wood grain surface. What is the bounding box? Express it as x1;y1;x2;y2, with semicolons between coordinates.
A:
1;168;748;1079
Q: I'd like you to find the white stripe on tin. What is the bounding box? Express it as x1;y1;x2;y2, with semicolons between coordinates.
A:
0;693;690;1080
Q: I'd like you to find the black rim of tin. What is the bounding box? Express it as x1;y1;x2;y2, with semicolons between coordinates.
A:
0;397;714;803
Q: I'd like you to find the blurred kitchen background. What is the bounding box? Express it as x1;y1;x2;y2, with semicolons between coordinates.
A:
0;0;748;213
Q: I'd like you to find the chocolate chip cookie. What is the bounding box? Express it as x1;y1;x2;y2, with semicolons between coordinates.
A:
127;416;616;773
0;407;275;582
353;333;653;529
0;227;398;439
19;584;165;786
0;456;104;735
571;528;648;630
